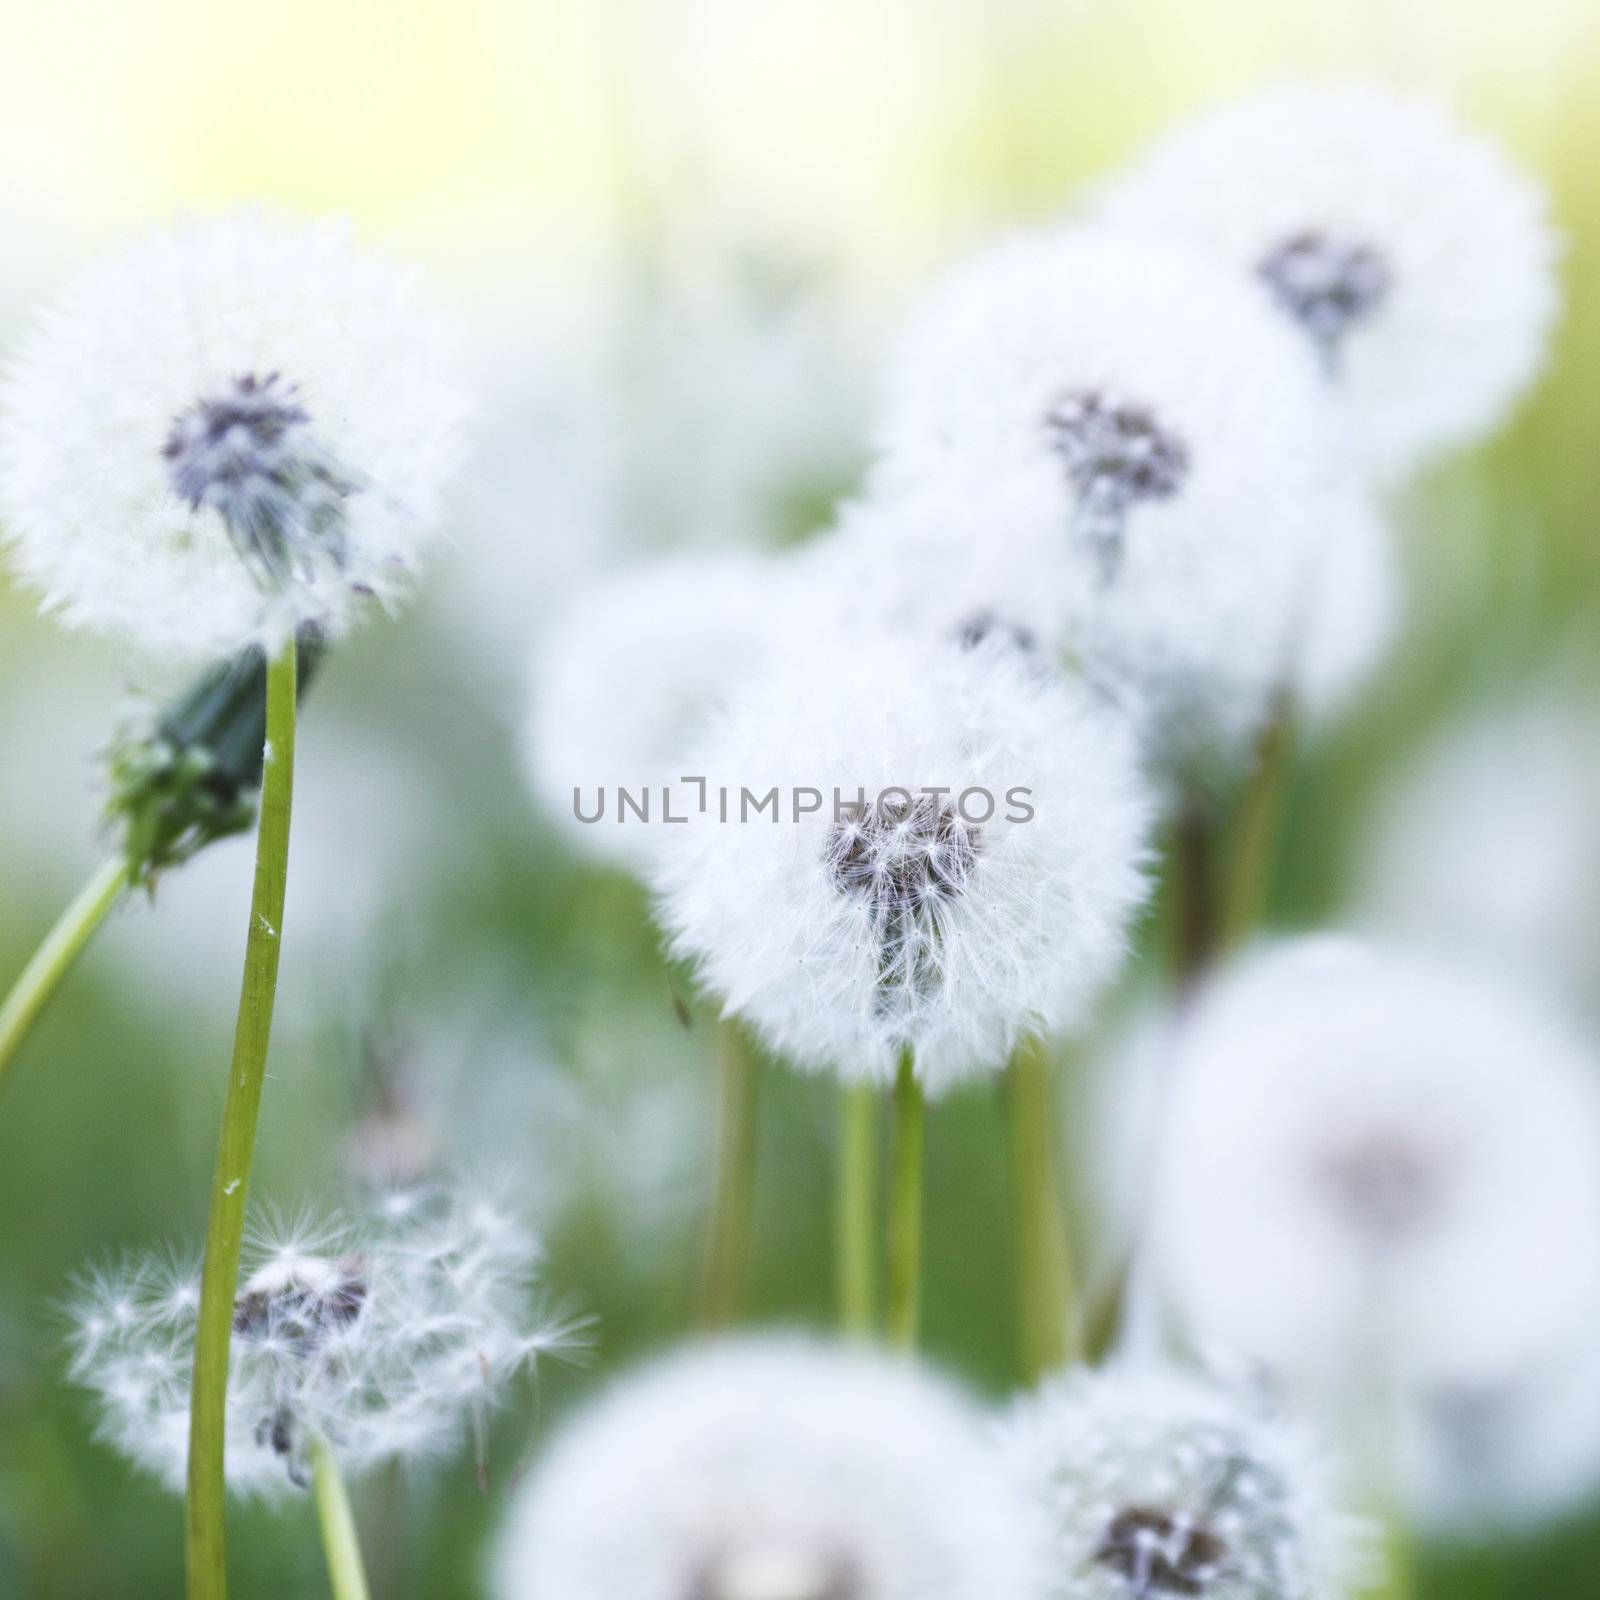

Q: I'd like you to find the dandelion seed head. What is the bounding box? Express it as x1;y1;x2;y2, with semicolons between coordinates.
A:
1147;938;1600;1394
0;210;466;658
652;628;1150;1093
1000;1364;1369;1600
66;1182;579;1495
874;227;1372;770
1097;81;1559;479
493;1336;1034;1600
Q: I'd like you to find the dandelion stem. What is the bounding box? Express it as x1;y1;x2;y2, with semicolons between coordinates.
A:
1009;1036;1079;1379
0;855;128;1095
186;637;297;1600
885;1050;924;1350
1379;1513;1417;1600
1171;794;1222;987
696;1016;759;1328
310;1435;373;1600
836;1084;878;1335
1223;693;1294;949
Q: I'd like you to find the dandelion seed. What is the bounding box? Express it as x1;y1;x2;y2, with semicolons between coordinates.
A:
492;1336;1034;1600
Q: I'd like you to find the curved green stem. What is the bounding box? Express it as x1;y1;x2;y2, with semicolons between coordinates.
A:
1010;1036;1078;1379
695;1016;759;1328
186;639;298;1600
836;1084;878;1335
0;855;129;1095
310;1436;372;1600
885;1050;924;1350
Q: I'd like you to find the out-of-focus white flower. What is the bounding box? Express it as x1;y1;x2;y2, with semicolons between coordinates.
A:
1;211;466;660
442;238;870;676
1097;82;1559;481
1000;1362;1369;1600
873;227;1371;772
492;1335;1034;1600
1354;691;1600;1021
1148;938;1600;1400
68;1185;582;1496
653;628;1150;1095
523;550;828;871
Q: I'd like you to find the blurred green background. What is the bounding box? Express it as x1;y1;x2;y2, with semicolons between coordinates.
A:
2;0;1599;1594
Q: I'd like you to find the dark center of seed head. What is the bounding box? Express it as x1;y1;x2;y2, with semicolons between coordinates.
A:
1044;389;1190;582
827;793;979;917
1315;1131;1441;1246
688;1544;860;1600
231;1261;368;1360
1095;1506;1229;1598
1256;231;1391;371
163;371;361;589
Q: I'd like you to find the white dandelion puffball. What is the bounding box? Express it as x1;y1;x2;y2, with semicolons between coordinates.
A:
1097;81;1559;481
876;226;1364;769
493;1335;1034;1600
1148;937;1600;1396
524;550;828;871
1;211;466;659
652;629;1151;1095
1000;1363;1368;1600
68;1186;580;1495
1353;690;1600;1021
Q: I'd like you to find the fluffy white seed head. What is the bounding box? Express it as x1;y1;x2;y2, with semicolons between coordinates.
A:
1000;1363;1370;1600
493;1335;1035;1600
1147;938;1600;1395
652;629;1151;1094
524;550;828;871
68;1185;581;1495
1;211;466;659
1097;82;1559;481
1354;690;1600;1021
875;226;1367;772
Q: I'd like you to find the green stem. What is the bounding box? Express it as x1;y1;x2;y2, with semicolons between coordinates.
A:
1171;793;1222;988
1380;1513;1417;1600
695;1016;759;1328
1222;695;1294;950
1009;1036;1079;1379
885;1050;924;1350
0;855;129;1094
186;638;298;1600
310;1435;373;1600
836;1084;878;1335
